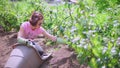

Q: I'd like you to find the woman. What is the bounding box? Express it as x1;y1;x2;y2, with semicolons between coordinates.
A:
17;11;66;60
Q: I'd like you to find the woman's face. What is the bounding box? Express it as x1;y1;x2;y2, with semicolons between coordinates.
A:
31;20;43;30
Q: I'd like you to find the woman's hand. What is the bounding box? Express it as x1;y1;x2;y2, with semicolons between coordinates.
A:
41;27;57;42
56;37;67;44
17;37;28;44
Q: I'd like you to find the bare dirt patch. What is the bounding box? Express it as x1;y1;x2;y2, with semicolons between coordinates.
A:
0;32;88;68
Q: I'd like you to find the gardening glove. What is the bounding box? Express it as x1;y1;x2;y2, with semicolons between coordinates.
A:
17;37;35;47
17;37;28;44
56;37;67;44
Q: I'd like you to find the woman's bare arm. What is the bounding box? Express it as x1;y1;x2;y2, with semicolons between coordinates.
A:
41;27;57;42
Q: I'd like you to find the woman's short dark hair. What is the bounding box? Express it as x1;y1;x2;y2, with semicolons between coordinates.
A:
29;11;43;26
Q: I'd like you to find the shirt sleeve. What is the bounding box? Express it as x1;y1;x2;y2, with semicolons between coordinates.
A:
39;27;45;34
20;22;26;29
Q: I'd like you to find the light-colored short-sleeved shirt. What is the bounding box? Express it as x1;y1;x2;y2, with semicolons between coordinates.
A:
21;22;44;39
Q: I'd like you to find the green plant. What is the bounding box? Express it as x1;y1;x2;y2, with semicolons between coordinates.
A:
0;0;120;68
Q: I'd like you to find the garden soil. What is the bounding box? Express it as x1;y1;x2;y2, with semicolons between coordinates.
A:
0;31;89;68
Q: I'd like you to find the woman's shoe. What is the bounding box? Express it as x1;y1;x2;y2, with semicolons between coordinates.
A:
41;53;52;60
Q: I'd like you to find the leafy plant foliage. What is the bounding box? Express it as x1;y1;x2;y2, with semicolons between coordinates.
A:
0;0;120;68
